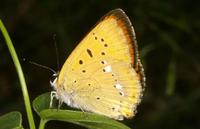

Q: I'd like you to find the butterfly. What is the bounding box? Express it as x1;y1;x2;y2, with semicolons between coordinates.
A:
50;8;145;120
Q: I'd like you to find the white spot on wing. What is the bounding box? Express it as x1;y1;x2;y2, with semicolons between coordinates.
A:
104;65;112;72
115;83;123;90
103;61;108;64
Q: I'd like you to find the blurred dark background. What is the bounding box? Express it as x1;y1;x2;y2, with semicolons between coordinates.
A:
0;0;200;129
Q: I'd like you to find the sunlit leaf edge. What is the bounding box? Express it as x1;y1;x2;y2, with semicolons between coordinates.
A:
0;111;23;129
33;92;131;129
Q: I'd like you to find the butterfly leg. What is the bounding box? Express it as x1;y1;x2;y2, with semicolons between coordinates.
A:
57;99;63;110
50;91;58;108
78;105;91;119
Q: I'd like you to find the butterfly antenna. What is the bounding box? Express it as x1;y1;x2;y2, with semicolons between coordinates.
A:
53;34;60;70
23;58;57;75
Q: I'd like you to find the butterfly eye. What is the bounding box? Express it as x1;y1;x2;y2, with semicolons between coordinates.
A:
50;73;58;84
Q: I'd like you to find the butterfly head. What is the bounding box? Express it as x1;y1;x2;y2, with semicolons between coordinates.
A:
50;72;59;88
49;71;78;108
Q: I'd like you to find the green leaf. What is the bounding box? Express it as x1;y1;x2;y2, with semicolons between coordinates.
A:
33;92;131;129
0;111;23;129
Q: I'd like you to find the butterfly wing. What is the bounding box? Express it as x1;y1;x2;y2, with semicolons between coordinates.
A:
55;9;145;120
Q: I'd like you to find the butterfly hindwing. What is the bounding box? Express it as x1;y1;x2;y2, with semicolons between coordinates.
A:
75;59;141;120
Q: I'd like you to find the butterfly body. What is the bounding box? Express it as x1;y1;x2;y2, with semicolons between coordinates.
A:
51;9;145;120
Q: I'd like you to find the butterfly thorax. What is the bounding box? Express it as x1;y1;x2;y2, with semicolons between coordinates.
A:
50;75;80;109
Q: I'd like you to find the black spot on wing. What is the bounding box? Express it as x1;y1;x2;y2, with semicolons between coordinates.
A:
79;60;83;64
101;52;105;55
86;49;93;57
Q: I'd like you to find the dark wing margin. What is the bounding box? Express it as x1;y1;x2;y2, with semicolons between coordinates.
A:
101;9;138;68
78;8;146;89
101;8;146;89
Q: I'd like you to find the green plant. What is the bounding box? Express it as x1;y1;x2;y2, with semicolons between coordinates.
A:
0;19;131;129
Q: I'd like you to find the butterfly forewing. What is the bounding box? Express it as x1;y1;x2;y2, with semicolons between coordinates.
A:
55;9;144;120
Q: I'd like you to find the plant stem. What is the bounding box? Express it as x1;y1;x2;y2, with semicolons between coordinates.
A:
0;19;36;129
166;59;176;96
39;119;47;129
